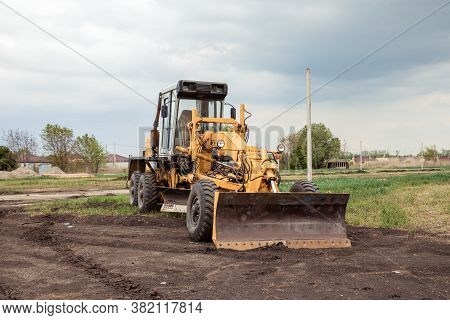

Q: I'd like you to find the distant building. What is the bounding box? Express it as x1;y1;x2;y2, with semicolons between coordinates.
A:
327;159;350;170
18;154;52;174
103;154;129;172
106;154;128;163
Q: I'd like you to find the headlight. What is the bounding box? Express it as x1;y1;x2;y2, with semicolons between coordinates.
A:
277;144;286;152
217;140;225;148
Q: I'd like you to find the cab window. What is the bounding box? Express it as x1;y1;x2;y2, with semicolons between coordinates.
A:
196;100;223;133
174;99;193;150
159;90;176;154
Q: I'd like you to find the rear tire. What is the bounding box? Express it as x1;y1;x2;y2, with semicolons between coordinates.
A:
186;180;218;242
290;180;320;193
138;172;160;212
129;171;142;206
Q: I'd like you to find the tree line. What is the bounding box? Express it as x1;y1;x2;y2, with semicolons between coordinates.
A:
1;124;107;173
279;123;448;169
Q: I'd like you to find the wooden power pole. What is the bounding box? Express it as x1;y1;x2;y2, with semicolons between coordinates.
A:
359;140;363;171
113;143;116;167
306;67;312;181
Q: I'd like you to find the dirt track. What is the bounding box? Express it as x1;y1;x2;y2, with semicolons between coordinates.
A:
0;207;448;300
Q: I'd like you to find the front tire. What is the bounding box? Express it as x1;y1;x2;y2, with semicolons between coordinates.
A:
290;180;320;193
186;180;218;242
137;172;160;212
129;171;142;206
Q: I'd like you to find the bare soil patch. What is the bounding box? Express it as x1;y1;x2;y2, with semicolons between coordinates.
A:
0;167;39;179
0;207;448;300
41;166;93;178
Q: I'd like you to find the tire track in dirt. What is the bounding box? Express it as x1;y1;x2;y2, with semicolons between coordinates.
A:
0;207;22;300
3;208;448;300
21;220;162;300
0;282;22;300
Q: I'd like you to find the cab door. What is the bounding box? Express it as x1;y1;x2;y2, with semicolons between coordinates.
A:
159;89;177;156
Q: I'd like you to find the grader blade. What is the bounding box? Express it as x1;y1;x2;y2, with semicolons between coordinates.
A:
212;192;351;251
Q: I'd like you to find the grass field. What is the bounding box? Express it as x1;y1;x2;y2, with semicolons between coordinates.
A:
280;172;449;233
29;194;139;216
0;174;126;194
28;194;186;219
26;171;450;234
280;166;449;175
280;167;447;181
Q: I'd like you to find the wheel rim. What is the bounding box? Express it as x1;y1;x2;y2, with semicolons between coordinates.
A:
190;197;200;226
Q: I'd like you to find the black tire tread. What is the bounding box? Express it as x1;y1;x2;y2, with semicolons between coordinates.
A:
129;171;142;206
289;180;320;193
138;172;160;212
187;180;218;242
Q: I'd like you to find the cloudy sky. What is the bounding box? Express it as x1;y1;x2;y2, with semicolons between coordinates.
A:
1;0;449;155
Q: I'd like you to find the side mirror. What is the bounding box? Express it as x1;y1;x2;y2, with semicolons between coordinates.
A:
161;98;169;118
230;107;236;120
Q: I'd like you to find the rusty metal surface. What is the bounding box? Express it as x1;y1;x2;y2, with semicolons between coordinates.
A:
213;192;350;246
214;238;351;251
160;188;190;213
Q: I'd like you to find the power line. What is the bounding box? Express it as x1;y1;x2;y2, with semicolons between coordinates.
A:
260;0;450;128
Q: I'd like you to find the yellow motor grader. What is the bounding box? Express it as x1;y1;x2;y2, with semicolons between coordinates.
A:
128;80;350;250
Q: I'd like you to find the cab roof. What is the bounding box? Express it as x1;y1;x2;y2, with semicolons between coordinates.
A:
161;80;228;100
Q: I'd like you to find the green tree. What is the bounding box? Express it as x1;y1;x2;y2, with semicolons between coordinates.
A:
73;134;106;173
279;130;298;169
422;147;438;162
0;146;17;171
41;124;74;171
281;123;341;169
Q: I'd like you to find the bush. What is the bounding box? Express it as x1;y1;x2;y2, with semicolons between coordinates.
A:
0;146;18;171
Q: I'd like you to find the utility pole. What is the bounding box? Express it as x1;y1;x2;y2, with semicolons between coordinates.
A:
420;142;424;169
306;67;312;181
113;143;117;167
359;140;363;171
434;144;438;163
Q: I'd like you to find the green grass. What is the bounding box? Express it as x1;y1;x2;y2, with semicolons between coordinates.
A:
280;172;450;233
0;174;126;194
24;171;450;234
380;205;407;228
28;194;137;216
28;194;184;218
280;166;449;175
280;168;366;176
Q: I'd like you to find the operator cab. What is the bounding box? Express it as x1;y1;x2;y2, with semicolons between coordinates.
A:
157;80;230;156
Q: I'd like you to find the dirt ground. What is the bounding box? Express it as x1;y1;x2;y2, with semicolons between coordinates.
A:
0;206;448;300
